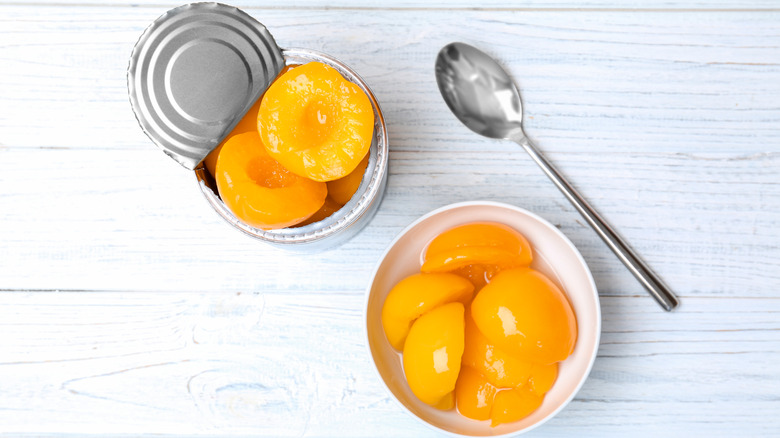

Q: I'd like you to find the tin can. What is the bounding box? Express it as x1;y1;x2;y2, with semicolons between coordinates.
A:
128;3;388;251
196;49;388;251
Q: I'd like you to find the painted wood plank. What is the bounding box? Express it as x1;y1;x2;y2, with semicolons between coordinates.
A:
2;1;779;10
1;2;779;436
0;292;777;436
0;146;777;297
1;6;778;154
1;5;777;298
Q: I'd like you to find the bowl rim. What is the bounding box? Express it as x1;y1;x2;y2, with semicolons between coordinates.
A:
195;47;389;246
363;200;601;437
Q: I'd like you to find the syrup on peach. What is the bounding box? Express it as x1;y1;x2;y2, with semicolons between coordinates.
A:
258;61;374;182
380;222;578;426
214;131;326;229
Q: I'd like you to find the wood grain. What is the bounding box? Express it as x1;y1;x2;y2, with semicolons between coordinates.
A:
2;1;780;10
1;5;778;296
0;292;778;435
0;1;779;436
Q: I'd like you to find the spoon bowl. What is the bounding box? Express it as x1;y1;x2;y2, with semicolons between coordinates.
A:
435;42;679;311
435;43;524;139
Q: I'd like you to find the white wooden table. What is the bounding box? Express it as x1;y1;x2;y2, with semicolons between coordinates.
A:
1;1;779;436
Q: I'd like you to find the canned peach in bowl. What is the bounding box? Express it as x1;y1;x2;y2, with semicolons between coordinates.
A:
365;201;601;436
128;3;388;251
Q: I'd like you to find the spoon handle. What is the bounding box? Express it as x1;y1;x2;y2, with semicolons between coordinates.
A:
514;135;680;311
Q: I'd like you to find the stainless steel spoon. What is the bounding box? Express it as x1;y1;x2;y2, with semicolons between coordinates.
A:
435;42;679;311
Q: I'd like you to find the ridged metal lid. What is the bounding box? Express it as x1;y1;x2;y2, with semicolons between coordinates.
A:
128;2;284;169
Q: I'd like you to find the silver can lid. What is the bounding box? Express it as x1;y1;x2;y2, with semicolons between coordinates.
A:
128;2;284;169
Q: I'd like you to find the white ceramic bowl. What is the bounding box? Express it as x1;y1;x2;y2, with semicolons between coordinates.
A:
365;201;601;436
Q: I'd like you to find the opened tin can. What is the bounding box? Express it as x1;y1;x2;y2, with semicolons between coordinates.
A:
128;3;388;251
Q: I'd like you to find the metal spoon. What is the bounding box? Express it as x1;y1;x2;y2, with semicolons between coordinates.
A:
435;42;679;311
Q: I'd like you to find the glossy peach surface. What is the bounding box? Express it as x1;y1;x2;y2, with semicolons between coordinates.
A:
462;309;532;389
327;153;370;205
490;387;544;427
294;196;342;227
379;219;579;427
422;222;532;274
382;273;473;351
209;62;379;230
471;268;577;365
366;202;600;436
454;366;497;421
402;302;465;407
258;61;374;182
425;222;533;263
214;132;326;229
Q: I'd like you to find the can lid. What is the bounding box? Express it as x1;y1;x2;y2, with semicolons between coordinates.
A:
128;2;284;169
